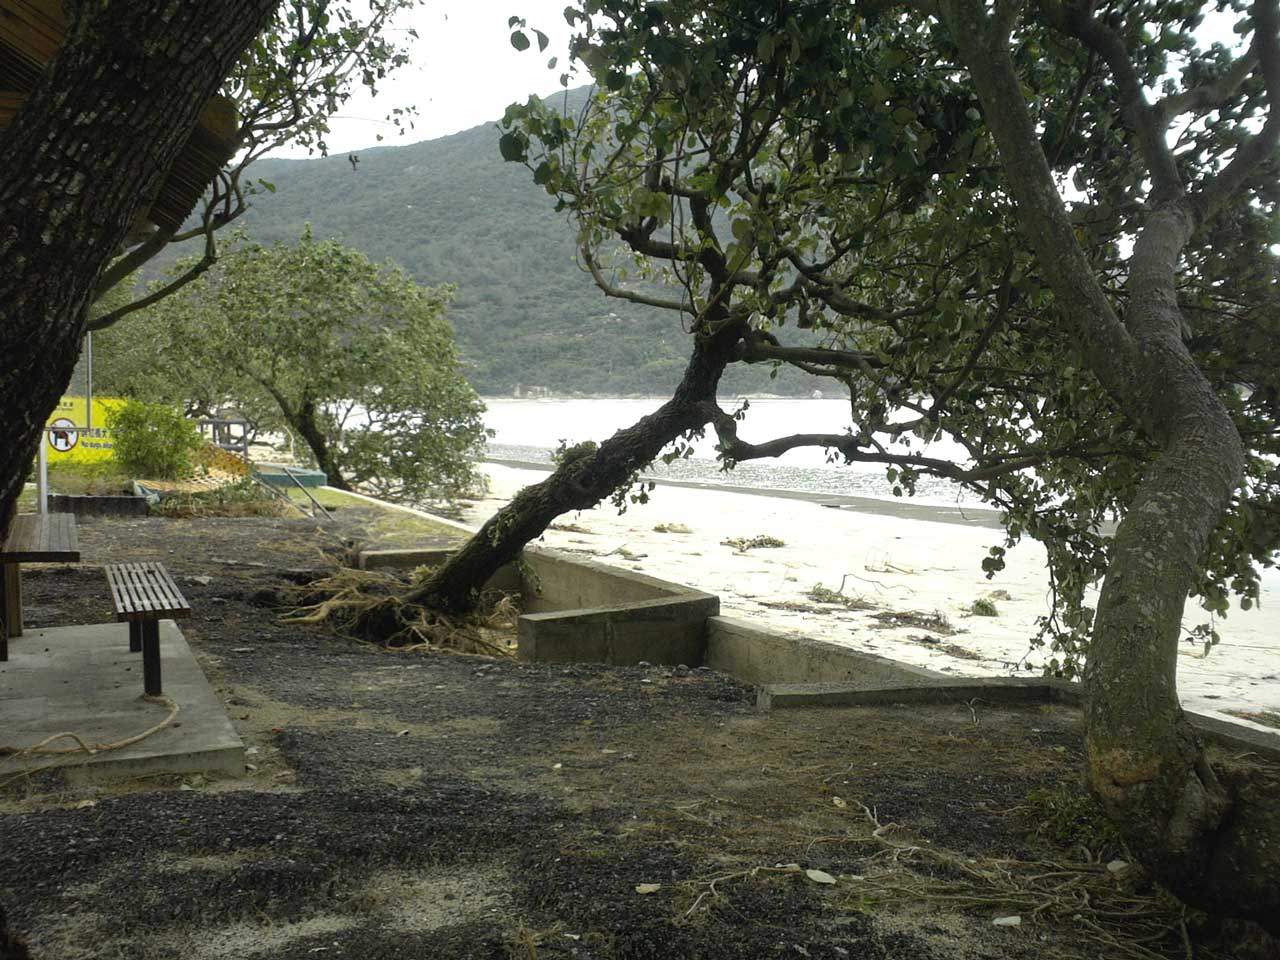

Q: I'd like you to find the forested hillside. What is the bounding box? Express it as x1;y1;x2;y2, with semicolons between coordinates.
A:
232;91;827;398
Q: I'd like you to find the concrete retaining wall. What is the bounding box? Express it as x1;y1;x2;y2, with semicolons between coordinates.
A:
357;545;715;666
705;616;942;687
47;493;149;517
353;536;1280;758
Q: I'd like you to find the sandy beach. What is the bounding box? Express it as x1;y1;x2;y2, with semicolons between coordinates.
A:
462;462;1280;736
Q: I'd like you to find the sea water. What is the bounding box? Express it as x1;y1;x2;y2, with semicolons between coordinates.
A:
482;397;979;506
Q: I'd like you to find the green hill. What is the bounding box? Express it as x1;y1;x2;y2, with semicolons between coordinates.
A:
230;92;826;398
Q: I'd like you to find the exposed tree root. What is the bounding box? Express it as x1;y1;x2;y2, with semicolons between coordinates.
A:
675;801;1252;960
281;567;517;658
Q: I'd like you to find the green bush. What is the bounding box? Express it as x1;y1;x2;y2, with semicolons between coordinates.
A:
970;597;1000;617
106;400;201;480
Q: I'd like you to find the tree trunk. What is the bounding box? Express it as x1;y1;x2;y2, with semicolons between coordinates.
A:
0;904;30;960
292;400;350;491
942;1;1280;931
404;321;744;617
0;0;278;542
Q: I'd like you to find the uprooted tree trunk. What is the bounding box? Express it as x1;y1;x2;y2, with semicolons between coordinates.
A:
377;319;746;622
943;0;1280;931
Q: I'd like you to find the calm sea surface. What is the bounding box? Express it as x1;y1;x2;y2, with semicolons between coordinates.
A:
482;397;979;506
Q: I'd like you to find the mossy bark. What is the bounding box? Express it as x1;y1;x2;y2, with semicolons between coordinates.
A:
942;0;1279;931
0;0;278;541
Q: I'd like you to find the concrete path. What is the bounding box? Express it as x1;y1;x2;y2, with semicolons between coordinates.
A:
0;621;243;785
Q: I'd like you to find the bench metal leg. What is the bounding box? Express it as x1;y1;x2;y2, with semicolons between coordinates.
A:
1;562;21;643
129;621;142;653
141;620;162;696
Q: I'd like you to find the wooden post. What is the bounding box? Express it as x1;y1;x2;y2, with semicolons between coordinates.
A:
141;620;162;695
2;563;21;642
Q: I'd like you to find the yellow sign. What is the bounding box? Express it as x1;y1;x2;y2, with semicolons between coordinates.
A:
45;397;123;463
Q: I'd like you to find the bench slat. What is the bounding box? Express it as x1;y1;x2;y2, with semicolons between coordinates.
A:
0;513;79;562
104;562;191;622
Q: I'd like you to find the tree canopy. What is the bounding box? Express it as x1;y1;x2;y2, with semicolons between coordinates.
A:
97;229;489;504
501;0;1278;662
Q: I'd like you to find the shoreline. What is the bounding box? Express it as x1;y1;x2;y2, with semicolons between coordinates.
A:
483;456;1005;529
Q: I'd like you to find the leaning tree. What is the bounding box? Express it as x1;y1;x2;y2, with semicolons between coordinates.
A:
105;228;489;503
394;0;1280;931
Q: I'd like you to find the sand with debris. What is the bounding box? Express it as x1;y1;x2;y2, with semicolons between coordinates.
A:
461;462;1280;736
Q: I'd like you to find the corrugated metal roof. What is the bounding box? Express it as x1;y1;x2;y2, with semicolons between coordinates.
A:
1;0;239;236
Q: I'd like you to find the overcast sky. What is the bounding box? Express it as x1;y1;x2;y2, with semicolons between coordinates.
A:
274;0;578;157
287;3;1245;159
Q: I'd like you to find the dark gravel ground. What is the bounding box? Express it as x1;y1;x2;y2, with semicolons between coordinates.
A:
0;509;1268;960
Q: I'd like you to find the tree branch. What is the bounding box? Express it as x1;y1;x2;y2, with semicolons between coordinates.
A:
1038;0;1184;200
1193;0;1280;220
580;247;693;314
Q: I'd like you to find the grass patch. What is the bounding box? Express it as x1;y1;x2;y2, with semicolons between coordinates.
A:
969;597;999;617
154;478;284;518
47;460;132;495
1226;709;1280;730
1024;784;1125;860
870;609;956;635
284;486;468;548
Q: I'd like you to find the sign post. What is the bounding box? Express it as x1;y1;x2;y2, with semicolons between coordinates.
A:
37;431;48;515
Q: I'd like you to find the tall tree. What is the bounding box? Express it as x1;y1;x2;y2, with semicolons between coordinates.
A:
395;0;1280;932
930;0;1280;928
0;0;278;537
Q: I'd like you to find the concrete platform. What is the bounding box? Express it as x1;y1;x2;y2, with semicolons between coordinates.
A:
0;622;244;784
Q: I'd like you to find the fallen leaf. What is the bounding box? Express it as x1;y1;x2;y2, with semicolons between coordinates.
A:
634;883;662;895
805;869;836;885
832;797;847;808
993;915;1021;927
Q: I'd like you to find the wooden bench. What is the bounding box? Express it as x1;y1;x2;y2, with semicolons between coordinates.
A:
104;562;191;695
1;513;80;660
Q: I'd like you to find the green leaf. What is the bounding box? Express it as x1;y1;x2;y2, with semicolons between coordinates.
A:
510;30;530;51
498;131;527;162
534;29;549;52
